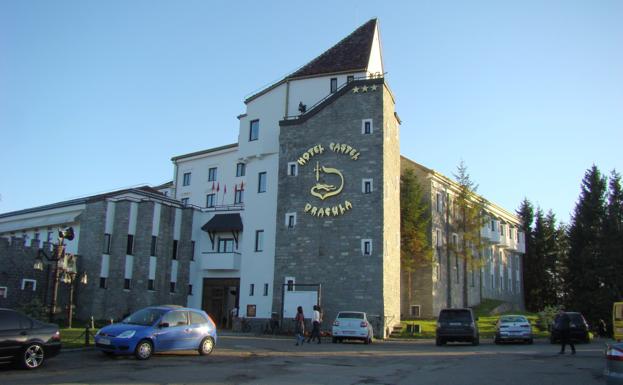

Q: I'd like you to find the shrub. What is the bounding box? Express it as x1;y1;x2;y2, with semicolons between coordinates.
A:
537;305;559;331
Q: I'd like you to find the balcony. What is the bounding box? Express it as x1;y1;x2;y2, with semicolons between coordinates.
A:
480;225;492;241
489;229;501;244
498;233;511;248
516;232;526;253
201;252;241;271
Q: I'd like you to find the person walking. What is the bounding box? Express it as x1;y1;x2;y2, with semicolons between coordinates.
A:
307;305;322;344
557;308;576;355
294;306;305;346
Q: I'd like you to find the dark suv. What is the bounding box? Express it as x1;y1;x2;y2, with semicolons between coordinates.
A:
550;311;590;344
436;308;479;346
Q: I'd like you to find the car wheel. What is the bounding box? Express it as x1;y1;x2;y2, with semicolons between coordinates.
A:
436;337;445;346
472;337;480;346
332;337;337;344
527;338;534;345
494;338;500;345
22;343;44;369
199;337;215;356
134;340;153;360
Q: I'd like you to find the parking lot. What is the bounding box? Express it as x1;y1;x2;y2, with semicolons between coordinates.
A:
1;335;608;385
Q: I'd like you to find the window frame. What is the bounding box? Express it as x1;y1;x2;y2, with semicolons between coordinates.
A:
182;172;191;186
236;163;246;177
206;193;215;208
126;234;134;255
255;230;264;252
258;172;267;193
362;239;372;256
234;189;244;204
249;119;259;141
287;162;298;176
208;167;217;182
103;233;111;254
285;212;296;229
150;236;157;257
330;77;338;93
362;179;373;194
361;119;373;135
124;278;132;290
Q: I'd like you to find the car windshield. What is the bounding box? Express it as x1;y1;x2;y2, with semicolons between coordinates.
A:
122;308;167;326
439;310;471;322
568;313;584;323
500;316;527;323
337;312;364;319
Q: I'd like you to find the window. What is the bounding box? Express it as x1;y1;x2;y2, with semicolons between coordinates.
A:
188;284;193;295
236;163;246;177
362;119;373;134
162;311;187;326
172;240;178;260
170;282;176;293
330;77;337;93
258;172;267;193
249;283;255;296
218;238;234;253
363;179;373;194
126;235;134;255
347;75;354;83
255;230;264;252
21;279;36;291
191;241;195;261
183;172;191;186
208;167;217;182
234;189;244;204
249;119;259;141
0;310;22;331
103;233;111;254
362;239;372;256
181;198;189;206
47;231;53;243
148;279;155;291
263;283;269;296
286;277;295;291
0;286;6;298
500;224;505;236
286;213;296;228
410;305;421;318
99;277;107;289
190;311;208;325
287;162;298;176
150;236;157;257
124;278;132;290
436;229;442;247
491;220;496;231
452;233;458;247
206;193;215;208
436;193;443;213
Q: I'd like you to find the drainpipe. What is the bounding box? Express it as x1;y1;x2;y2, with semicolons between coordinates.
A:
445;191;452;308
284;80;290;118
171;161;178;199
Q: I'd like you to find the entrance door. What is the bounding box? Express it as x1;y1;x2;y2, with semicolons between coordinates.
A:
202;278;239;329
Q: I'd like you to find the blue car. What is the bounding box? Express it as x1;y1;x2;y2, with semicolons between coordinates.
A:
94;305;217;360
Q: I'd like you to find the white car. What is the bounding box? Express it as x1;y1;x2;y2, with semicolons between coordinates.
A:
332;311;373;344
494;314;533;344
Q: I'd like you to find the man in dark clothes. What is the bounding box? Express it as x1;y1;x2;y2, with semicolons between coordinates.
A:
557;308;576;355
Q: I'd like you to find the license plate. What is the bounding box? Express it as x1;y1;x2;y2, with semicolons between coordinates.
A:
99;338;110;345
450;322;461;326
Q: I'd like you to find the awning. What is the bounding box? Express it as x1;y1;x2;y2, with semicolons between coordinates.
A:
201;214;243;250
201;214;243;232
0;211;82;233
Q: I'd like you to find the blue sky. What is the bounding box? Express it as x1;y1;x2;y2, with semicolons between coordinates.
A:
1;0;621;224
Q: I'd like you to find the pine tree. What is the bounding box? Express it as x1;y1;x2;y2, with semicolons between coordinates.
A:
517;199;537;311
452;161;486;308
566;165;608;325
542;210;560;307
400;169;433;311
604;171;623;300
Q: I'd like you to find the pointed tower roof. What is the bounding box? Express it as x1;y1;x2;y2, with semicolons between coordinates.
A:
287;18;378;79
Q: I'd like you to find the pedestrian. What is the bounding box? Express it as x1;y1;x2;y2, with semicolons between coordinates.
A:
556;308;576;355
599;319;608;338
294;306;305;346
307;305;322;344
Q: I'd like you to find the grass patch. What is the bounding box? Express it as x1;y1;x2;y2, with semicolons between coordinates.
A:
61;328;99;349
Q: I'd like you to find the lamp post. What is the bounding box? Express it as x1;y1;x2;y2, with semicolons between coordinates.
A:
61;269;88;328
33;227;85;323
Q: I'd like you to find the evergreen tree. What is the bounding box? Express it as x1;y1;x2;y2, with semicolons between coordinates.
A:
517;199;537;311
553;222;569;304
452;161;486;307
604;171;623;300
542;210;560;307
566;165;608;325
400;169;433;310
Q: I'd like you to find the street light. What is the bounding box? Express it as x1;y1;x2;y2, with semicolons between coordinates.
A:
33;227;84;323
61;268;88;328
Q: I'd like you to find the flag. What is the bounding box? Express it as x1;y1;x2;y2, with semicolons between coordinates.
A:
217;182;220;192
240;181;244;191
223;184;227;194
211;182;215;192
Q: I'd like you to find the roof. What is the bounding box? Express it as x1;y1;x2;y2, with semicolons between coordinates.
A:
201;213;243;233
0;186;179;219
245;19;378;104
171;143;238;162
287;18;377;79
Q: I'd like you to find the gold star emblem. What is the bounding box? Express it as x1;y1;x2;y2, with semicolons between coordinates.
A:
352;86;360;93
370;84;378;91
361;85;369;92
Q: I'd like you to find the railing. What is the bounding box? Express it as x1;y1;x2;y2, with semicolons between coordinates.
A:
201;251;241;270
181;202;244;212
282;73;385;121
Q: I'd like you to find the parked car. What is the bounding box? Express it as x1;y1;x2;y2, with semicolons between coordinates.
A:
436;308;479;346
332;311;373;344
494;315;533;344
0;308;61;369
605;342;623;384
94;305;217;360
550;311;590;344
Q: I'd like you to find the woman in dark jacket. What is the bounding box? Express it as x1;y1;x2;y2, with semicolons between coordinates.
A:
295;306;305;346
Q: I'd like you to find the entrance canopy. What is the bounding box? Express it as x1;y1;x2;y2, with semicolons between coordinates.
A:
201;214;243;249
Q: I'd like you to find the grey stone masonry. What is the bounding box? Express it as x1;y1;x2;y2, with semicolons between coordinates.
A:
274;78;401;337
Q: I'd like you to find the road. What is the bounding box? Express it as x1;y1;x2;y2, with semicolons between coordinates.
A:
0;335;608;385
